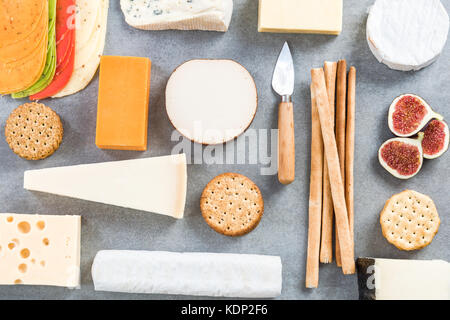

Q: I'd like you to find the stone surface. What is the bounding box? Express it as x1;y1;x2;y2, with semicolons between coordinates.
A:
0;0;449;300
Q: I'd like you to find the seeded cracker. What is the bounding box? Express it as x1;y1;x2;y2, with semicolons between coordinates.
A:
5;102;63;160
200;173;264;236
380;190;440;251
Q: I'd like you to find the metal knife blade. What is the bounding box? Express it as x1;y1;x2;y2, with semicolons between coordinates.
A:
272;42;295;98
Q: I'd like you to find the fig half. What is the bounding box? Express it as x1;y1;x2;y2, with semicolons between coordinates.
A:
422;120;450;159
388;94;443;137
378;133;424;179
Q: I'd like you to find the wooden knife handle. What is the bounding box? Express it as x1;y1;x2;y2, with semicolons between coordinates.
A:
278;101;296;185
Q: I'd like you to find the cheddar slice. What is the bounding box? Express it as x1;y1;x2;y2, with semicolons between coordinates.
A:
0;30;48;94
0;213;81;288
0;0;47;48
258;0;343;35
12;0;58;99
96;56;151;151
0;1;49;94
24;154;187;219
0;7;48;64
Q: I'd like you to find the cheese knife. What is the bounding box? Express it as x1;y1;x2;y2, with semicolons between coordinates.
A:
272;42;295;185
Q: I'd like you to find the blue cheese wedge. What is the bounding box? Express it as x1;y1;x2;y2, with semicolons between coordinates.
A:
120;0;233;32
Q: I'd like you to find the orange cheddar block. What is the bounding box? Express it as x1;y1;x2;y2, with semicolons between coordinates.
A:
96;56;151;151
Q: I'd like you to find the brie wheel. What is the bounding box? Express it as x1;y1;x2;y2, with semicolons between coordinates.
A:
166;59;258;145
367;0;449;71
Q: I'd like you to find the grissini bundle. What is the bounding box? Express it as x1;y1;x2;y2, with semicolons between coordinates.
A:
320;61;337;264
335;59;347;267
345;67;356;247
306;85;324;288
311;68;355;275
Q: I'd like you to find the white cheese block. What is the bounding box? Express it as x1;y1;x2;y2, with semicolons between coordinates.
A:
53;0;109;97
375;259;450;300
258;0;343;35
0;214;81;288
367;0;449;71
92;250;282;298
120;0;233;32
24;154;187;219
166;59;258;145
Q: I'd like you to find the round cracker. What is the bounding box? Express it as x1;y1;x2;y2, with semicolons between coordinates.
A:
380;190;440;251
5;102;63;160
200;173;264;237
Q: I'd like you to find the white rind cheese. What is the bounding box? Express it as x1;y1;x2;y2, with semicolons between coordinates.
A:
92;250;282;298
120;0;233;32
24;154;187;219
374;259;450;300
367;0;449;71
0;214;81;288
166;59;258;145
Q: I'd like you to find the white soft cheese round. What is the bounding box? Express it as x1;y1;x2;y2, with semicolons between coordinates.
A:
367;0;449;71
166;59;258;145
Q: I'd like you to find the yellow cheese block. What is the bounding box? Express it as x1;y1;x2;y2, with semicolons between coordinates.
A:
258;0;343;35
0;213;81;288
96;56;151;151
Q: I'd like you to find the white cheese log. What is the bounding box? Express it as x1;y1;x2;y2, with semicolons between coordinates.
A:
120;0;233;32
92;250;282;298
24;154;187;219
367;0;449;71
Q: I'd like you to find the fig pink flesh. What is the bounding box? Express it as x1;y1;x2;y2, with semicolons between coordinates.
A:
381;141;421;176
392;96;428;135
423;120;446;156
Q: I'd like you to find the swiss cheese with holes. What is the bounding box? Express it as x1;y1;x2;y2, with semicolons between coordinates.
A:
380;190;440;251
0;214;81;288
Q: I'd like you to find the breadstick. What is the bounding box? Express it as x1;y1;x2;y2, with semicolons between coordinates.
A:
335;59;347;267
306;85;324;288
346;67;356;247
311;68;355;275
320;61;337;264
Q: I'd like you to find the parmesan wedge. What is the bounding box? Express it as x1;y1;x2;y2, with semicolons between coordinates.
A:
53;0;109;97
24;154;187;219
120;0;233;32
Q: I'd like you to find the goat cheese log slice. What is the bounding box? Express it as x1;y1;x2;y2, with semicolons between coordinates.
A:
120;0;233;32
92;251;282;298
166;59;258;145
367;0;449;71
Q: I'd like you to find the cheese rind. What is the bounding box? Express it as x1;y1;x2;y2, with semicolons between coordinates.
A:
0;213;81;288
92;250;282;298
120;0;233;32
367;0;449;71
24;154;187;219
96;56;151;151
258;0;343;35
